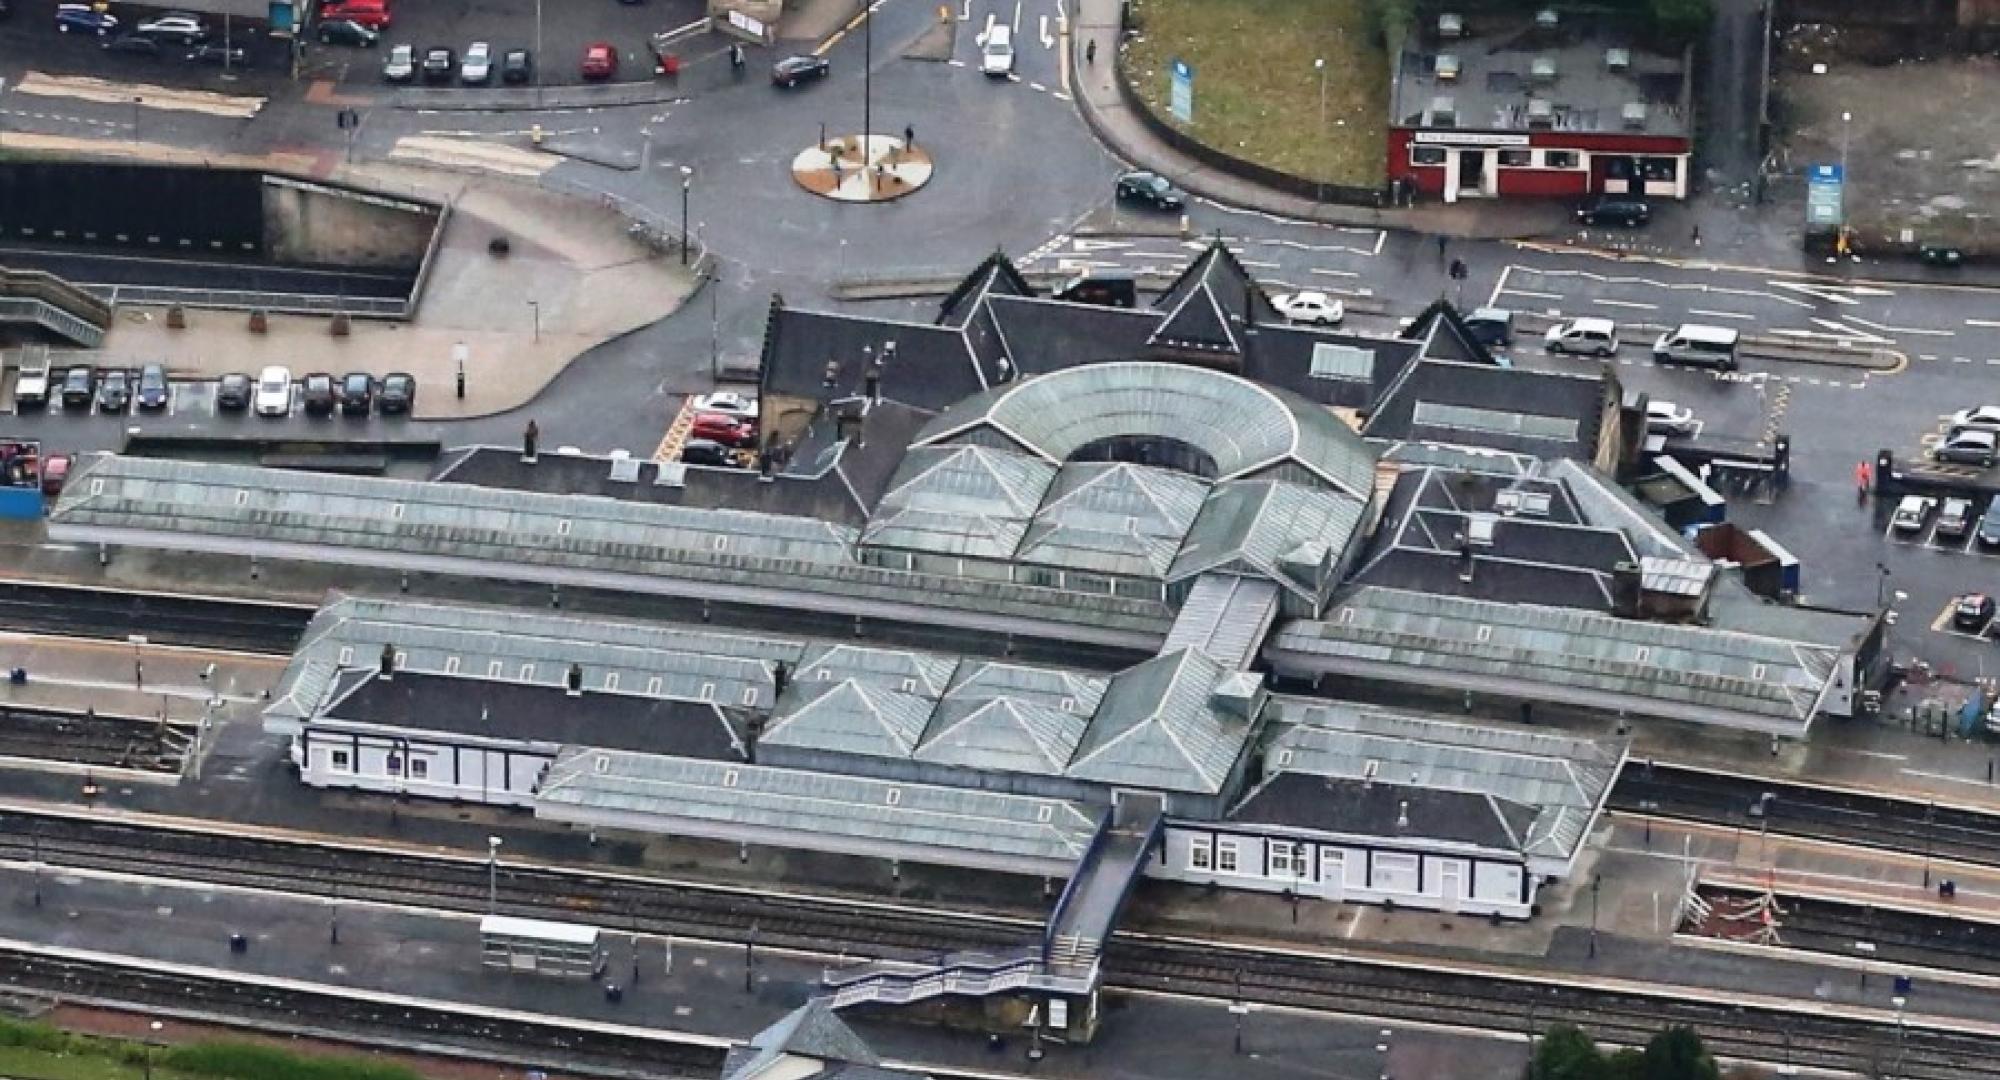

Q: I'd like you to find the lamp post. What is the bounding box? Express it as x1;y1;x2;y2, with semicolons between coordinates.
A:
1588;873;1602;958
861;0;874;148
143;1021;163;1080
1839;110;1852;246
526;300;540;343
1875;562;1891;610
679;166;694;266
533;0;544;104
486;835;502;915
1315;58;1327;135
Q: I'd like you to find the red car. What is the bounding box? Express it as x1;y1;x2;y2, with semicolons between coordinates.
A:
318;0;390;28
690;412;756;447
581;42;617;80
40;454;72;498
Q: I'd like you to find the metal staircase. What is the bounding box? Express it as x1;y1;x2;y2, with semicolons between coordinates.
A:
0;297;105;347
0;267;114;348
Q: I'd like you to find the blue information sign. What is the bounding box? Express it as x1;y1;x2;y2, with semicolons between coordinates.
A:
1169;58;1194;124
1806;163;1844;228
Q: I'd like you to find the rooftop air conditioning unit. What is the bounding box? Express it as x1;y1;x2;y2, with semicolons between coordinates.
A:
1531;55;1557;82
1526;98;1555;126
1429;95;1457;126
1605;47;1631;71
1622;101;1648;128
1535;8;1560;31
1438;11;1464;38
1436;53;1461;81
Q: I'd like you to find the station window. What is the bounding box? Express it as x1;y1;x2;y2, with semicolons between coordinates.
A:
1497;149;1533;167
723;768;740;788
1411;145;1448;166
329;749;352;773
409;759;429;779
901;678;917;693
1544;150;1579;169
386;753;403;774
1633;646;1651;664
1189;835;1214;872
1277;749;1294;767
556;519;572;537
1215;839;1241;874
1476;625;1493;643
1268;841;1297;878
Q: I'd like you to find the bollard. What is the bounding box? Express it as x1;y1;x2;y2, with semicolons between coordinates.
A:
229;933;248;954
530;124;544;146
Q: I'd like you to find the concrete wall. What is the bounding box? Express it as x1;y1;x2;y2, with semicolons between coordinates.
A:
262;176;440;271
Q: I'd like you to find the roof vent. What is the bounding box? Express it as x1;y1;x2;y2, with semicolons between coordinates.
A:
1210;671;1266;720
1530;55;1557;82
1622;101;1649;129
1436;53;1460;81
1429;95;1457;127
1535;8;1559;31
608;456;641;483
1605;47;1631;71
655;461;688;488
1396;800;1410;828
1466;512;1498;546
1526;98;1555;126
1494;488;1553;517
1438;11;1464;38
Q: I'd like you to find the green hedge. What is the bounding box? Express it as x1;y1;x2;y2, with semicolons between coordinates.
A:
162;1042;422;1080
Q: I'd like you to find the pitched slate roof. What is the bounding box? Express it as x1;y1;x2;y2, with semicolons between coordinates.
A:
1067;648;1252;793
1148;240;1280;354
860;444;1057;559
1166;479;1366;604
1016;462;1209;579
1231;772;1536;854
1363;357;1609;459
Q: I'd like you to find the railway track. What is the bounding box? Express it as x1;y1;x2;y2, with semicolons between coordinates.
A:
0;581;311;655
0;707;187;771
1692;884;2000;979
1611;762;2000;868
3;807;1999;1077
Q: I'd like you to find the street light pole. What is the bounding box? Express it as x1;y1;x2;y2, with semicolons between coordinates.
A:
862;0;874;147
533;0;544;105
679;166;693;266
486;835;502;915
527;300;540;343
1588;873;1602;958
1315;58;1327;136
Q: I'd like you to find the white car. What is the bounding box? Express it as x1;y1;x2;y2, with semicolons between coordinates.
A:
461;41;492;83
1544;317;1620;357
980;25;1015;76
1644;401;1697;437
1891;495;1937;534
136;13;209;42
1950;405;2000;434
691;391;759;421
1271;291;1345;327
254;365;294;417
383;43;416;82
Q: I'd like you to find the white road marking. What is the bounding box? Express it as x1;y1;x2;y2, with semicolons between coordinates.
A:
1052;91;1071;101
1845;315;1953;337
958;0;970;18
1028;81;1046;91
1501;287;1562;300
1013;0;1022;32
1968;318;2000;328
1920;354;1939;361
976;12;993;45
15;71;263;118
1373;230;1386;255
387;136;555;177
1688;308;1756;321
1593;298;1656;310
1038;14;1052;47
947;58;966;66
1767;280;1894;304
1805;317;1890;343
1309;267;1360;278
1071;239;1133;251
1956;356;1975;364
1236;259;1280;269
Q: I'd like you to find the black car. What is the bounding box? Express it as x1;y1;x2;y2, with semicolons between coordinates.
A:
60;367;94;409
136;363;169;410
501;48;533;84
421;46;455;83
338;372;374;415
301;372;337;415
318;18;378;46
96;370;131;412
216;372;252;411
378;372;416;414
772;55;830;87
102;33;163;57
1114;170;1185;211
1576;195;1650;227
185;43;247;65
681;438;734;466
1956;593;1997;632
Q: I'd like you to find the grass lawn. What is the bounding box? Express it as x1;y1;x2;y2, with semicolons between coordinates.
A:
0;1043;195;1080
1121;0;1389;187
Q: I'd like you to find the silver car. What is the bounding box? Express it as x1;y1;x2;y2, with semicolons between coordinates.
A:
383;43;415;82
461;41;492;83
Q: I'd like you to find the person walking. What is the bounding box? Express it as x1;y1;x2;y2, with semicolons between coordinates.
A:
1436;235;1448;263
1085;38;1096;64
1855;459;1872;503
903;124;915;150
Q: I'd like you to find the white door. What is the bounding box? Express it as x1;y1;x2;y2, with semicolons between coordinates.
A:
1318;849;1346;901
1439;861;1464;913
1442;151;1462;204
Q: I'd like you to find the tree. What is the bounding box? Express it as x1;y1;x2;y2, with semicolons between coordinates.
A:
1649;0;1714;41
1526;1024;1608;1080
1642;1026;1722;1080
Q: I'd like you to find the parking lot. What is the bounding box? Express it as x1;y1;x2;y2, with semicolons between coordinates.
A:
302;0;710;88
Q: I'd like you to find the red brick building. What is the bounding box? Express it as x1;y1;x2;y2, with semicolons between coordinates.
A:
1386;12;1693;204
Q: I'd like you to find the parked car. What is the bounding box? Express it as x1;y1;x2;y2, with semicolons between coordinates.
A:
580;41;617;80
382;43;415;82
1890;494;1937;534
318;18;379;46
1271;290;1345;327
461;41;492;83
15;353;50;409
1935;428;1999;467
59;367;94;409
102;33;163;57
136;363;169;410
980;24;1015;76
186;43;248;65
680;438;734;466
136;12;208;42
1544;317;1620;357
40;454;73;499
421;46;455;83
1939;497;1976;539
1464;307;1515;347
1643;400;1697;437
1979;500;2000;548
318;0;390;29
55;4;118;35
500;47;533;84
1114;170;1185;211
338;372;374;415
1576;195;1650;227
95;370;131;413
1956;592;1997;631
1950;404;2000;435
378;372;416;414
690;391;757;420
216;372;252;411
254;365;293;416
771;54;829;87
301;373;337;415
691;412;756;447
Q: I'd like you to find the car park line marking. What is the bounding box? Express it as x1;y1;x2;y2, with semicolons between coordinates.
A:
1014;0;1023;32
1007;73;1022;82
1920;354;1940;361
1687;308;1755;321
975;12;994;45
1502;287;1562;300
1956;356;1975;364
1039;15;1053;47
1309;268;1360;278
1969;319;2000;328
1028;81;1047;91
1593;298;1655;310
959;0;972;18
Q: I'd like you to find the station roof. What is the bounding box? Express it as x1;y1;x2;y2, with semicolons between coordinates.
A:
1232;774;1537;855
1015;462;1208;580
1257;700;1623;863
860;445;1057;560
1068;648;1257;793
1166;480;1364;601
536;747;1100;874
1363;357;1610;461
722;1001;901;1080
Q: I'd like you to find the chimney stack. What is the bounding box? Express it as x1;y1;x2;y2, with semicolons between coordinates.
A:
379;643;396;681
566;661;584;697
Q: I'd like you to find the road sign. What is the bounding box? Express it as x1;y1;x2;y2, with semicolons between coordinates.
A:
1169;58;1194;124
1806;163;1844;228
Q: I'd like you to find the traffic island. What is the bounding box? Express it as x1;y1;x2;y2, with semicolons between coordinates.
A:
791;134;933;203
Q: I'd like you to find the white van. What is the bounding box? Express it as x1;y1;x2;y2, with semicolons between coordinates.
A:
1543;317;1619;357
981;25;1015;76
1652;323;1740;370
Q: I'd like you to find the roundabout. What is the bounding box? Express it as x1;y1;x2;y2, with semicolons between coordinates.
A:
790;133;934;203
